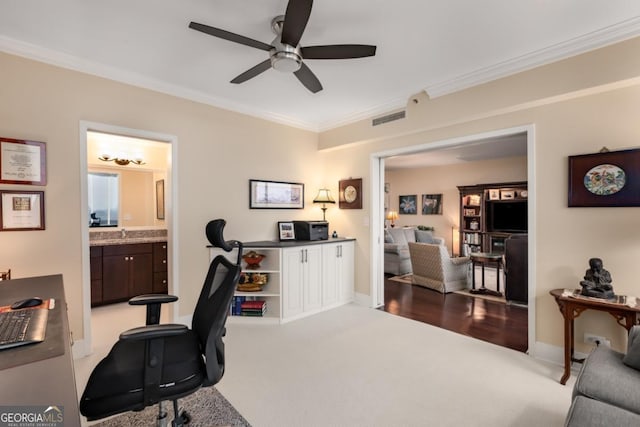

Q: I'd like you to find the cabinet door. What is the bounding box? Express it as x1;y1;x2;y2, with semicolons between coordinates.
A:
102;255;130;303
339;241;355;302
322;243;340;307
153;242;168;272
303;245;322;312
129;253;153;296
282;248;304;318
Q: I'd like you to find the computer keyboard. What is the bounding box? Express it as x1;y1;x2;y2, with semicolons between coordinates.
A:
0;309;47;349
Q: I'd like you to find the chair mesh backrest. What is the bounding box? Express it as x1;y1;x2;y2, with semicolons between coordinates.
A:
191;254;240;384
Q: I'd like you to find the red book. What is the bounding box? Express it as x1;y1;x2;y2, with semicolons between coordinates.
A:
241;300;266;309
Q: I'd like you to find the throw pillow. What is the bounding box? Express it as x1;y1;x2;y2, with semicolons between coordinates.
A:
623;325;640;370
415;230;435;244
384;229;394;243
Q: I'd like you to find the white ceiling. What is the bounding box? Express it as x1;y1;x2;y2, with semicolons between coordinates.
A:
384;133;527;170
1;1;640;131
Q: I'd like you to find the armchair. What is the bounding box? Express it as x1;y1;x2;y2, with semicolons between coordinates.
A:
408;242;470;293
80;219;243;426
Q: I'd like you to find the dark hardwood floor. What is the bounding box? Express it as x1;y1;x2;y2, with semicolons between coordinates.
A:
382;276;528;352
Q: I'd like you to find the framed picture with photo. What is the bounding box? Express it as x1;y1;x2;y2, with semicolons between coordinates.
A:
0;190;45;231
278;221;296;241
421;194;442;215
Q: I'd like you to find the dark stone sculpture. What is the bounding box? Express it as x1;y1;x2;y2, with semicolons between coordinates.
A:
580;258;615;299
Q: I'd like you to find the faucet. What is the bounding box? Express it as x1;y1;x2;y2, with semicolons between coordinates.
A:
121;228;126;239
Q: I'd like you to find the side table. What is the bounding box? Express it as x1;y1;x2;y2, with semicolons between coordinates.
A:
549;288;640;385
469;252;503;297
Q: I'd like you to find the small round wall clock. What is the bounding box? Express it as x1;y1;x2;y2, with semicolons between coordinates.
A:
339;178;362;209
583;163;626;196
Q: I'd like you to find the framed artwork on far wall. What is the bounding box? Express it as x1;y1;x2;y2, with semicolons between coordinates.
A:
422;194;442;215
249;179;304;209
568;148;640;207
0;190;45;231
156;179;165;220
0;137;47;186
399;195;417;214
339;178;362;209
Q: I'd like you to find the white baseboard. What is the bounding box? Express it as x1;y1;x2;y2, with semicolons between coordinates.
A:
354;292;377;308
531;341;588;371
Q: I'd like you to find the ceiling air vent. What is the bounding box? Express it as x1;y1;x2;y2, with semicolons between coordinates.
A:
372;110;406;126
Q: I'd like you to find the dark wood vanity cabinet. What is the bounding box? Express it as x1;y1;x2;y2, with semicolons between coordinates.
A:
152;242;168;294
91;241;168;307
90;246;103;306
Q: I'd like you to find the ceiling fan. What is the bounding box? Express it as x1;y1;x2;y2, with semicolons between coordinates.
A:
188;0;376;93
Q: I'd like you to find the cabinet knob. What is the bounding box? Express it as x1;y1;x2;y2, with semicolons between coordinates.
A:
124;256;129;261
162;279;167;284
162;259;167;264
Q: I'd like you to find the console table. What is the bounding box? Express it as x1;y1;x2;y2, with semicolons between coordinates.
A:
550;288;640;385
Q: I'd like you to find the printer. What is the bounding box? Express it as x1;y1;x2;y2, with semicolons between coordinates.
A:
293;221;329;241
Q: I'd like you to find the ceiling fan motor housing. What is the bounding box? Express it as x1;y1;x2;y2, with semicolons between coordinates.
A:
270;16;302;72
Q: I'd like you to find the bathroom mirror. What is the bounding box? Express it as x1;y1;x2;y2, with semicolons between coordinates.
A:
88;172;119;227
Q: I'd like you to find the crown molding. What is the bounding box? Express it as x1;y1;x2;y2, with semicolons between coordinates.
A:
425;16;640;99
0;35;319;132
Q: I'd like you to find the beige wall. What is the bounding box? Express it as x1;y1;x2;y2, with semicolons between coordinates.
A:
2;35;640;356
0;52;321;343
319;37;640;354
385;157;528;251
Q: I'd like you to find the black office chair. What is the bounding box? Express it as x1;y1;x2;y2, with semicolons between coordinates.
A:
80;219;243;426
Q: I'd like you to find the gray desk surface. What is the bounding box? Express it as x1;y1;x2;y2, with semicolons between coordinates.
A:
0;274;80;426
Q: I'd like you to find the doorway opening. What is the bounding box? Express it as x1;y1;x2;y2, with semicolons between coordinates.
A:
79;121;178;357
370;125;536;353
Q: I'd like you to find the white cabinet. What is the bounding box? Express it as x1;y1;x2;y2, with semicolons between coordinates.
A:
282;245;322;319
322;241;355;308
210;239;354;324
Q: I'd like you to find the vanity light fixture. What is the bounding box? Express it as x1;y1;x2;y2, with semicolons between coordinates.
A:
98;154;146;166
313;188;335;221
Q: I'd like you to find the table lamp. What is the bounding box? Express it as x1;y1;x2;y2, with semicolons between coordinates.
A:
313;189;335;221
386;210;398;227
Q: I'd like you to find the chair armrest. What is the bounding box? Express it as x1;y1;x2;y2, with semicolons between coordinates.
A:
120;324;188;342
433;237;445;246
451;256;470;265
384;243;404;254
129;294;178;306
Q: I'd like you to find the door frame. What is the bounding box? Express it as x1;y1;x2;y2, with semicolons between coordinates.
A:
77;121;178;357
369;124;537;353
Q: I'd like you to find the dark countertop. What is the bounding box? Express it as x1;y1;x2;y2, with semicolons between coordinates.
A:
208;237;355;249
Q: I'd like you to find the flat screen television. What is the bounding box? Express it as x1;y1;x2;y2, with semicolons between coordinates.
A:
487;200;527;233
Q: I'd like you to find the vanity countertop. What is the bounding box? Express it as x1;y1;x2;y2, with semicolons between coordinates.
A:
89;229;167;247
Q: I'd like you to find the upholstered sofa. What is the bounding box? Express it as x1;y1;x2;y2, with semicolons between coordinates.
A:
565;325;640;426
384;227;444;275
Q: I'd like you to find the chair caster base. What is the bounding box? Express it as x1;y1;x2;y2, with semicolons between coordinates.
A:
172;410;191;427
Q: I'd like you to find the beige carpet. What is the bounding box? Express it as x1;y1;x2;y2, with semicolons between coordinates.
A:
389;267;507;304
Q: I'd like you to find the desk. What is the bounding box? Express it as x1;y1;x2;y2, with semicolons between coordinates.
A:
469;252;503;297
550;288;640;385
0;275;80;426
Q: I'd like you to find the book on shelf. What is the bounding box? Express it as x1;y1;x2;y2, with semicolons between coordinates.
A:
240;300;266;309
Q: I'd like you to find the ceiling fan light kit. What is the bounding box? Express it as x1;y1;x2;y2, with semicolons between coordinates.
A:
189;0;376;93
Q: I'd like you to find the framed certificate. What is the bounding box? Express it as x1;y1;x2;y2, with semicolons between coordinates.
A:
0;191;45;231
0;137;47;185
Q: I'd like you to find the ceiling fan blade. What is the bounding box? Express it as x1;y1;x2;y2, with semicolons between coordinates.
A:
230;59;272;84
189;22;273;51
281;0;313;47
294;62;322;93
301;44;377;59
